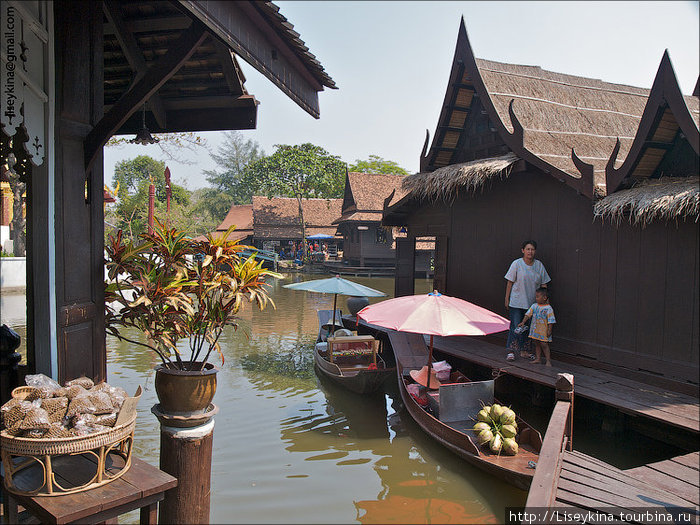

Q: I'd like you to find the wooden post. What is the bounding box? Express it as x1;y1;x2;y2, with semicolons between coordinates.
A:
555;373;574;451
158;420;214;524
148;184;155;234
0;324;22;404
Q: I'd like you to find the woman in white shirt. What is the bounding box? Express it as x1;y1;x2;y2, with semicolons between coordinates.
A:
504;240;551;361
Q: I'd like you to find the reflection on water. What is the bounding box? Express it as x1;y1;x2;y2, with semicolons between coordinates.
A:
7;276;527;523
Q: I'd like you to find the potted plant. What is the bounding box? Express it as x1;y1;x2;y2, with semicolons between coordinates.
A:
105;220;281;414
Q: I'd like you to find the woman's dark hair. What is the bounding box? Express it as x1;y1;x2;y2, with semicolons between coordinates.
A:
521;240;537;250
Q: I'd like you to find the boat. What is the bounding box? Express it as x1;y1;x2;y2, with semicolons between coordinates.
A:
313;310;395;394
388;331;542;491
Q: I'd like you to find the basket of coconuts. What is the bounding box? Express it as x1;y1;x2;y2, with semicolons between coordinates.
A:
472;403;519;455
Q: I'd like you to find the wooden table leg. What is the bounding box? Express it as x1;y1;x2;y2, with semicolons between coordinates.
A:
140;502;158;524
2;493;18;525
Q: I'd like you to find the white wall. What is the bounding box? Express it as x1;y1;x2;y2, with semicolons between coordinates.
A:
0;257;26;290
0;225;12;253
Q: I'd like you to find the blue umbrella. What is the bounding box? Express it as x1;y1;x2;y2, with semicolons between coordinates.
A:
306;233;334;240
284;275;386;335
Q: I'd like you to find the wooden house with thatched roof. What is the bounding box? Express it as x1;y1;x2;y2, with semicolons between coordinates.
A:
252;195;342;252
384;19;699;390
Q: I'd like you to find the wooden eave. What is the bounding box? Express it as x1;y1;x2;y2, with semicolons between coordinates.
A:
381;193;415;227
86;0;335;170
178;0;336;119
604;51;700;194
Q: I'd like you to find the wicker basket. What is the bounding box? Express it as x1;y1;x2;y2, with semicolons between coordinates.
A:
1;386;142;496
11;386;42;401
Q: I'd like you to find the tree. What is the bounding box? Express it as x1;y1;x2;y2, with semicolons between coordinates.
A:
203;131;264;207
349;155;409;175
242;143;346;260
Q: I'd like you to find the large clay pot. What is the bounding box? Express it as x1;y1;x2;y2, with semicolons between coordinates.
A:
347;296;369;316
154;362;218;415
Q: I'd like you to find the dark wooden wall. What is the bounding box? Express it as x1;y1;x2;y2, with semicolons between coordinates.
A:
343;225;395;266
405;170;699;385
54;1;106;383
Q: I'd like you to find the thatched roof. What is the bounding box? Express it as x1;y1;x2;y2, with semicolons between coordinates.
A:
402;153;519;202
594;176;699;226
252;195;342;239
420;19;699;200
334;172;406;224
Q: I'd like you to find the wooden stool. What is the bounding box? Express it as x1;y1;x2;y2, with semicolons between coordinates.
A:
1;457;176;524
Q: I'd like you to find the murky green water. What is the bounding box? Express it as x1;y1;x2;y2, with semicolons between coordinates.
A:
2;276;526;523
108;275;525;523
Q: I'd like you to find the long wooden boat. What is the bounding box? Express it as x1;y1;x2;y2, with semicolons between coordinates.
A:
389;331;542;491
314;310;394;395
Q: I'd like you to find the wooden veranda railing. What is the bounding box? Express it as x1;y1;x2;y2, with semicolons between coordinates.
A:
524;373;574;510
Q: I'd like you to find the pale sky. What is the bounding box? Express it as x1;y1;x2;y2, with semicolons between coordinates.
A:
103;1;700;190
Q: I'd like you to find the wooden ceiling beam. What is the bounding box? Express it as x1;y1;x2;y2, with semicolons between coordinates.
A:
103;0;168;128
104;15;191;35
85;21;208;171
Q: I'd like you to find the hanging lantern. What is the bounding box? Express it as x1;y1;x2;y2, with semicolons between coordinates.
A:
129;105;159;145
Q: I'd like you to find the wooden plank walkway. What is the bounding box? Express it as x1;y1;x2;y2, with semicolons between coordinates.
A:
355;319;699;434
552;451;699;523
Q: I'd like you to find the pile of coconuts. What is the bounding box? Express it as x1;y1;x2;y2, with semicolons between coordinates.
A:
472;403;519;455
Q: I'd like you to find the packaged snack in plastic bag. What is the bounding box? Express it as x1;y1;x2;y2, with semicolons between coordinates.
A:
66;392;97;418
1;398;32;429
40;396;69;424
25;373;61;398
108;386;128;410
45;422;72;439
88;392;114;414
18;403;51;432
96;413;118;428
65;385;87;400
65;376;95;390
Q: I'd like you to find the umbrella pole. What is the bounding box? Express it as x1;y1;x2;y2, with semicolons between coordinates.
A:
427;334;434;379
331;294;338;337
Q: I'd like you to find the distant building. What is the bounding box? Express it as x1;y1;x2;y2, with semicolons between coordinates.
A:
201;204;254;244
252;196;342;253
334;172;433;273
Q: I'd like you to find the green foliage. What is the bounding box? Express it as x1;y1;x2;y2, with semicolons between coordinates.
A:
1;250;13;257
204;131;264;208
349;154;409;175
242;143;346;200
105;221;282;369
113;155;188;205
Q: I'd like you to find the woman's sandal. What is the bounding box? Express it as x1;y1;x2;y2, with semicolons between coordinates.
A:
506;352;515;361
528;354;538;362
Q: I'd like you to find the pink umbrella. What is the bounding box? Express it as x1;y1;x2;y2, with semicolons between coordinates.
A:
356;290;510;385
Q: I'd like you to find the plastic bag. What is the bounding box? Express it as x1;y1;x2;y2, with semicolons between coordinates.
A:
25;373;61;398
65;376;95;390
87;392;114;414
18;404;51;432
40;396;69;424
1;398;31;429
66;392;97;418
65;385;87;400
432;360;452;382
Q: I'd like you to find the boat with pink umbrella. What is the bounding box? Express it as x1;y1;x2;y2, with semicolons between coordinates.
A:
357;291;543;490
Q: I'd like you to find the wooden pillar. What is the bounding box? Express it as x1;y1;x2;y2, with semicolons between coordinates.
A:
148;184;155;234
158;420;214;524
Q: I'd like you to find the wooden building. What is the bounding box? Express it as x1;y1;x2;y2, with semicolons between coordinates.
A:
251;195;342;253
384;20;699;389
0;0;335;385
334;172;406;267
199;204;253;243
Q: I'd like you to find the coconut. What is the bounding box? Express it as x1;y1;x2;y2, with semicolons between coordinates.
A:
477;409;491;423
489;433;502;453
473;422;491;433
490;404;504;420
477;428;494;445
502;437;519;455
500;408;516;425
500;424;517;438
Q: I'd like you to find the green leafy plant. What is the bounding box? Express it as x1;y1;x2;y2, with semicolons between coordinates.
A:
105;219;282;370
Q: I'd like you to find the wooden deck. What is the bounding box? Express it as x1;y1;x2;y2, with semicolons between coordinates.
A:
550;451;699;523
356;319;699;435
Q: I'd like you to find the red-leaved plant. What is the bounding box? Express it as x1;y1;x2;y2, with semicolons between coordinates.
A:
105;220;281;370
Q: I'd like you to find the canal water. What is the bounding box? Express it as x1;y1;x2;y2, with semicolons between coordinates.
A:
109;274;525;523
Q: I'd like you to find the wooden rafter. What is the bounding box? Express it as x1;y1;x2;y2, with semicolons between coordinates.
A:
212;38;244;95
103;0;168;128
85;21;209;171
